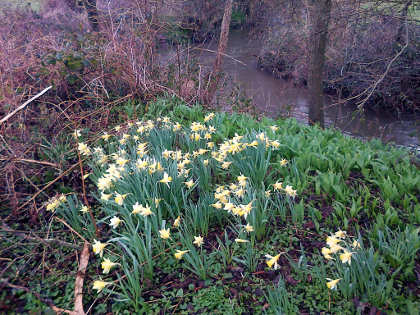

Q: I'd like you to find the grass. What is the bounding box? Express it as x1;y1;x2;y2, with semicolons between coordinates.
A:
2;96;418;314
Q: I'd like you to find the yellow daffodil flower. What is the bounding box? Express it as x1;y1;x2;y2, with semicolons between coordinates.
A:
245;224;254;233
265;253;282;269
114;193;127;206
159;172;172;186
159;228;171;240
93;280;110;293
235;238;249;243
173;216;181;227
80;205;89;213
334;230;347;239
273;182;283;191
193;236;204;247
174;250;189;260
339;250;354;265
280;159;288;166
110;216;123;229
92;240;107;258
184;180;194;189
101;258;118;274
326;278;341;290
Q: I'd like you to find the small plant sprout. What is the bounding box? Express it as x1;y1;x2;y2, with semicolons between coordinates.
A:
101;258;119;274
92;240;107;258
174;250;189;260
326;278;341;290
193;235;204;247
93;280;110;293
110;216;123;229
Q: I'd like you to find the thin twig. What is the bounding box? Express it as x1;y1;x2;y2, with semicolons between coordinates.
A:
0;86;52;125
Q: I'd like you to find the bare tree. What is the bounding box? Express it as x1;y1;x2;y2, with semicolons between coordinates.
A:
307;0;331;127
204;0;233;104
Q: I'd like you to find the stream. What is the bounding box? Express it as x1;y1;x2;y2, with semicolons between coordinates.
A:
163;30;420;148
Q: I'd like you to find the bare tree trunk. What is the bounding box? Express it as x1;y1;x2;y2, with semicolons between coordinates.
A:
307;0;331;127
396;0;412;44
204;0;233;104
83;0;99;32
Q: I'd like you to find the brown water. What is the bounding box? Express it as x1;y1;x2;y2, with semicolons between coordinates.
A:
164;30;420;147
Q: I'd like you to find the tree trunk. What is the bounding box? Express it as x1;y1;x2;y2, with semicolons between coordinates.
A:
83;0;99;32
204;0;233;103
396;0;412;44
307;0;331;127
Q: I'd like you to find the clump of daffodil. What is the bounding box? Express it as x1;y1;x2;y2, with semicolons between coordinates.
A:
45;194;67;212
93;280;110;293
322;231;360;268
92;240;107;258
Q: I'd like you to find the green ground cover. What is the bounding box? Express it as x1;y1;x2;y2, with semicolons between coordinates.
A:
1;97;419;314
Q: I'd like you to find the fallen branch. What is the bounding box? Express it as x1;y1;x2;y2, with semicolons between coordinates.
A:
0;224;81;249
74;241;89;315
0;86;52;125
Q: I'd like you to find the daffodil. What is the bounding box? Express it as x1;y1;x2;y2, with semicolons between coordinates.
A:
73;129;81;138
284;185;297;198
93;280;110;293
173;216;181;227
204;113;215;122
221;161;232;169
193;235;204;247
334;230;347;239
245;223;254;233
80;205;89;213
92;240;107;258
78;142;91;156
159;228;171;240
321;247;334;260
339;250;354;265
352;240;361;249
329;243;343;253
273;182;283;190
184;179;194;189
326;278;341;290
326;236;341;247
101;258;118;274
211;202;223;209
235;238;249;243
110;216;123;229
159;172;172;186
265;253;282;269
114;193;127;206
270;125;278;132
280;159;288;166
101;132;111;141
174;250;189;260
